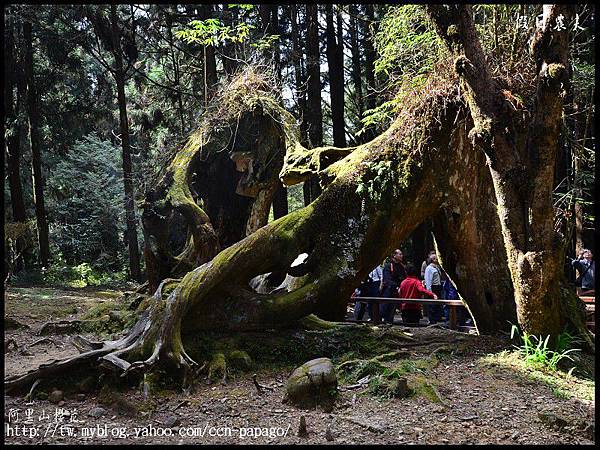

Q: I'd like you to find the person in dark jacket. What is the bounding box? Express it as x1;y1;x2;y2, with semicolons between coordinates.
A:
354;265;383;320
571;249;595;295
379;249;406;324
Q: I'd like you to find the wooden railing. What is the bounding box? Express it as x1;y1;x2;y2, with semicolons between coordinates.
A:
349;296;465;329
350;294;595;333
580;296;595;333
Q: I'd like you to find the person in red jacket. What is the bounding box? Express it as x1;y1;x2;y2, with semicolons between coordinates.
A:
398;264;438;325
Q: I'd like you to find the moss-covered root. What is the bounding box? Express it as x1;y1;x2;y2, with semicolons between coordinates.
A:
299;314;344;330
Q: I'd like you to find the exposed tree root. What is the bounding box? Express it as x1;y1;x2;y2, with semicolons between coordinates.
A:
5;315;30;330
39;319;83;335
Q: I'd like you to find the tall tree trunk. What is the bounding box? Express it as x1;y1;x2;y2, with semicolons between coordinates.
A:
270;5;286;216
110;4;142;282
290;5;307;146
164;6;186;135
362;4;377;113
270;5;282;88
306;4;323;147
23;19;50;268
427;5;581;341
305;4;323;203
326;5;346;147
220;5;239;75
290;5;311;206
5;16;27;225
348;5;365;145
258;4;287;218
199;4;218;105
4;12;28;273
361;4;378;141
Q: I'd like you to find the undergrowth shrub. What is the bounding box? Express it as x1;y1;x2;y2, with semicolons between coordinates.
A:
510;324;581;373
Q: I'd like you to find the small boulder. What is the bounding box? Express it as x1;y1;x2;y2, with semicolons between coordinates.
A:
228;350;253;371
163;415;180;428
49;390;64;404
88;407;107;418
285;357;337;410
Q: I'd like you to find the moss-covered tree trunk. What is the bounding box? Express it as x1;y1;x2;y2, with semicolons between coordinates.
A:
142;71;287;292
6;82;519;392
426;5;590;346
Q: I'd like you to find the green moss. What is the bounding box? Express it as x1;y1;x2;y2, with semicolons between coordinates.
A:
208;352;227;382
368;374;411;399
409;374;444;403
547;63;566;80
228;350;253;371
82;301;119;320
79;300;137;336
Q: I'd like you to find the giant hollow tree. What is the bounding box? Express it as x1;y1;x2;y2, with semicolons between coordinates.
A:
5;4;593;394
426;4;586;341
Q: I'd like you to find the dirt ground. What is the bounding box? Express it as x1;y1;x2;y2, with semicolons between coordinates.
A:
4;286;595;445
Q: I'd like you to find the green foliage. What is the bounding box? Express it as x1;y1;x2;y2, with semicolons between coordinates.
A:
228;4;254;12
47;134;126;269
360;4;446;133
510;324;580;372
355;160;395;206
42;252;126;288
251;34;280;52
175;19;254;46
373;5;442;78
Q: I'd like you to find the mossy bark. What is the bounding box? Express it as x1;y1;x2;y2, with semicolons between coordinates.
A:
7;88;488;392
427;5;592;348
142;71;288;292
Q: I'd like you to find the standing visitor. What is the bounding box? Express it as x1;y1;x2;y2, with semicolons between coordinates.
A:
424;253;443;324
380;249;406;324
354;264;383;320
421;250;436;280
398;264;437;325
571;249;595;295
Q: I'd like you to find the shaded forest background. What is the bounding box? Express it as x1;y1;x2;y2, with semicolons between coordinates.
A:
3;4;595;288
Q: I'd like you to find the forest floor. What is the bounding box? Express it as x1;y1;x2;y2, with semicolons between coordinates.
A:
4;285;596;445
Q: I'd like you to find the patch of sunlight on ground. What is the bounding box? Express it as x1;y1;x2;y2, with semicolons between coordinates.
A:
479;350;595;402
